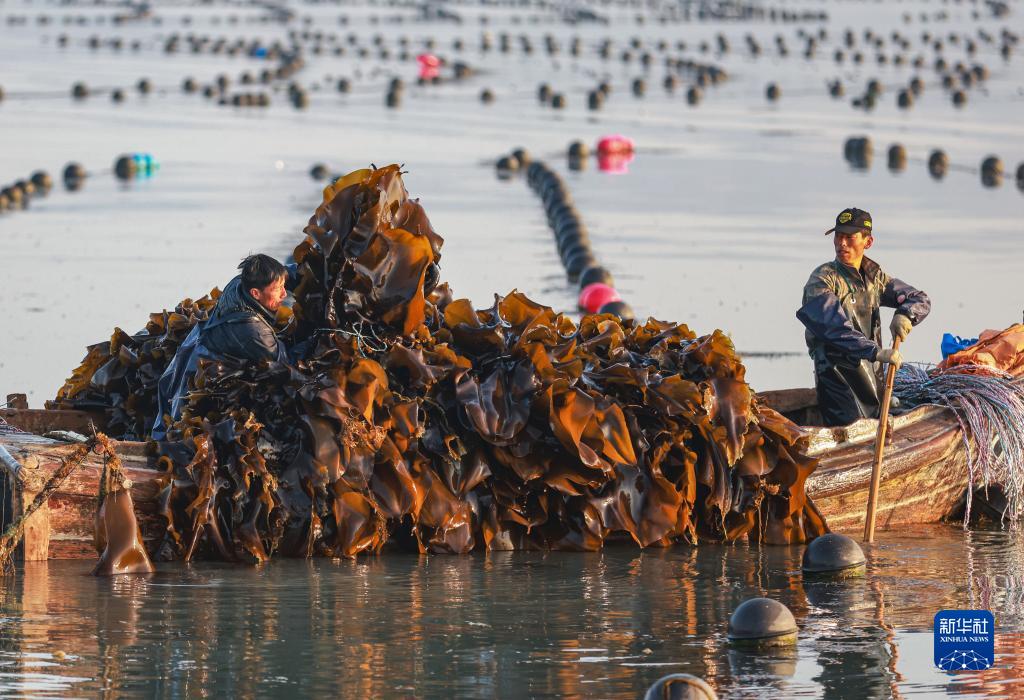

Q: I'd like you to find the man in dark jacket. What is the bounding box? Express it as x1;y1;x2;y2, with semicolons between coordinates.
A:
796;208;931;426
152;254;293;438
203;254;290;362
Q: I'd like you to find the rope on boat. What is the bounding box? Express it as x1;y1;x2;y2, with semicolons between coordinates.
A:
0;434;120;573
894;364;1024;526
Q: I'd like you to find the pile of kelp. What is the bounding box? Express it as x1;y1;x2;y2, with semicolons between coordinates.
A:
51;164;827;561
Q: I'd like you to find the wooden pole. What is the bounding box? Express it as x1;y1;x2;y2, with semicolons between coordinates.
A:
864;337;902;543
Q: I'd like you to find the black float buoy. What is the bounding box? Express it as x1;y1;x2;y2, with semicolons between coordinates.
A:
828;80;844;98
567;141;589;160
631;77;645;97
909;76;924;96
579;265;614;289
566;252;597;283
136;78;152;95
887;144;907;172
13;180;34;199
897;89;913;109
385;89;401;108
1016;163;1024;191
114;154;136;181
765;82;781;102
71;82;89;100
551;93;566;109
727;598;798;648
686;86;702;106
538;83;551;104
310;163;329;180
30;171;52;192
598;300;634;320
981;156;1003;188
183;77;197;93
111;88;125;103
2;186;22;210
843;136;873;169
63;162;86;190
336;78;351;93
642;674;718;700
495;155;518;174
951;89;967;108
801;533;867;577
587;89;603;111
928;149;949;179
511;148;530;167
480;88;495;104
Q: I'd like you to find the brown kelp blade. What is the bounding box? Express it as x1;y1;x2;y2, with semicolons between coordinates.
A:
92;489;156;576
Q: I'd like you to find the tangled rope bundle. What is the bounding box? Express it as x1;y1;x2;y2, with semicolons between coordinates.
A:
53;165;827;561
895;364;1024;526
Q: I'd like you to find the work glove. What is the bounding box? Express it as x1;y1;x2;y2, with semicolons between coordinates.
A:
890;313;913;343
876;347;903;369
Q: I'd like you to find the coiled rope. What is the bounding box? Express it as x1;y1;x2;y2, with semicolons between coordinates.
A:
894;364;1024;526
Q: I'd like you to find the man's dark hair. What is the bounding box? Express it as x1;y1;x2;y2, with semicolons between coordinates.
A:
239;254;287;291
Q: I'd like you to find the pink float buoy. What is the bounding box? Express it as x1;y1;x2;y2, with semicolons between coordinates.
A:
596;134;635;155
596;135;636;173
579;283;621;313
417;53;440;80
598;151;635;174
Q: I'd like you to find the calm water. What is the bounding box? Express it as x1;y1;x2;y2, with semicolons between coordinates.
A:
2;0;1024;696
2;525;1023;698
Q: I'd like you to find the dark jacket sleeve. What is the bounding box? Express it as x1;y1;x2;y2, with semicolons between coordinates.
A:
797;293;880;361
881;277;931;325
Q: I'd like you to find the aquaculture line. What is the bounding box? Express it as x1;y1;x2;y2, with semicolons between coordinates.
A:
51;164;826;562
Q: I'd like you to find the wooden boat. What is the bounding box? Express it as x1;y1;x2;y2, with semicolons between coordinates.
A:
0;388;970;562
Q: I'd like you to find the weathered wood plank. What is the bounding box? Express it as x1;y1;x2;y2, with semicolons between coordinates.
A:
19;487;51;561
0;407;106;435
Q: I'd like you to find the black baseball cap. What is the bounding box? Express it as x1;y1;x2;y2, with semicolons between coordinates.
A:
825;207;873;235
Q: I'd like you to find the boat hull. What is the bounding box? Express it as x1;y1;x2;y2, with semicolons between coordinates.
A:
1;399;971;561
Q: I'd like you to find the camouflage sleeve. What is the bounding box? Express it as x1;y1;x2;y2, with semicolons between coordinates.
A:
881;277;931;325
797;269;880;360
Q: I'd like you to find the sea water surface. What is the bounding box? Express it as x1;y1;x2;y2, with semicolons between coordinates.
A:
2;526;1024;698
1;0;1023;696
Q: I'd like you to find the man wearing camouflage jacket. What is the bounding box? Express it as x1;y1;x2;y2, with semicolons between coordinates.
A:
796;208;931;426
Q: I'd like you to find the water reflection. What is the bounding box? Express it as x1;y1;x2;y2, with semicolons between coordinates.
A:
0;525;1022;698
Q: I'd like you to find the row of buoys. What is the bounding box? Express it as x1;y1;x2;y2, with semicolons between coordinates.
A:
59;154;159;192
0;171;52;213
1;154;158;208
222;92;271;108
640;532;867;698
844;136;1020;189
515;154;634;321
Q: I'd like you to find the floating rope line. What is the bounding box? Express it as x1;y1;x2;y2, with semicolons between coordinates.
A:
894;364;1024;527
